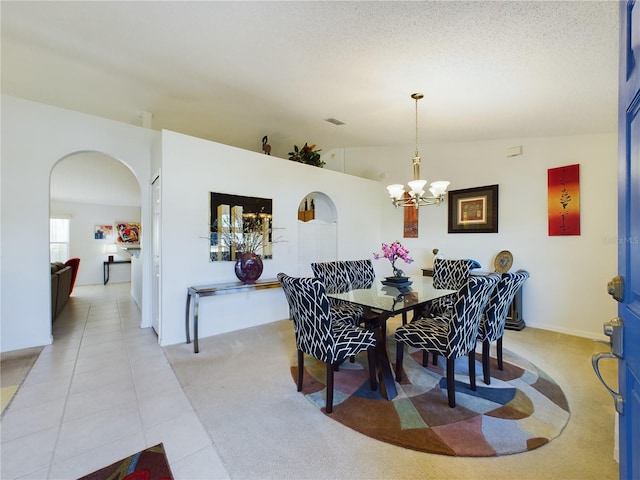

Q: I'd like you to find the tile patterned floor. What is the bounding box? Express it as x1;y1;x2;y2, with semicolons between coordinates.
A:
0;283;229;480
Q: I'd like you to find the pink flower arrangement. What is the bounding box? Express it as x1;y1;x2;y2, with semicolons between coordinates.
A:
373;241;413;277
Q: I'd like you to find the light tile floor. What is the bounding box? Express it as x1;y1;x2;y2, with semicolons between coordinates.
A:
0;283;230;480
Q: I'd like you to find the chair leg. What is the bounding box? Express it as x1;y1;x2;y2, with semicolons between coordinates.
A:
395;342;404;382
367;347;377;391
297;350;304;392
326;363;334;414
482;339;491;385
497;336;504;370
446;357;456;408
433;353;438;366
468;352;476;391
422;350;429;367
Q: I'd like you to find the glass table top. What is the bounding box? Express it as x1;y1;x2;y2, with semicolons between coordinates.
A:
327;276;455;314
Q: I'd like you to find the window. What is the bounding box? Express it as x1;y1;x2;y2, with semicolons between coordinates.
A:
50;217;70;263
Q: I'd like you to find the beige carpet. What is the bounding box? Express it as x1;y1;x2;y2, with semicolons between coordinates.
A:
0;346;43;416
164;317;619;480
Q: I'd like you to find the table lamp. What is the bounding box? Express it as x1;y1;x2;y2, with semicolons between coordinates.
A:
105;244;118;262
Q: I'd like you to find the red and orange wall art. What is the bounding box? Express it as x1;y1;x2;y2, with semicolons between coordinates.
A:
548;164;580;236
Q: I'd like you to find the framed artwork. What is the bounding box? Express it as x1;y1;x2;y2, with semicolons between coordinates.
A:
548;164;580;236
116;222;141;243
448;184;499;233
94;224;113;239
403;192;418;238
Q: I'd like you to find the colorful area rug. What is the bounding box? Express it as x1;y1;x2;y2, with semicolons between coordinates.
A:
292;337;570;457
77;443;173;480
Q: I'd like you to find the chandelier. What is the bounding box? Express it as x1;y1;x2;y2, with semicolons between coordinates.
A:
387;93;450;208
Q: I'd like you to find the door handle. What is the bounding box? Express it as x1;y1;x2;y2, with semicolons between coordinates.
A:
591;351;624;414
607;275;624;302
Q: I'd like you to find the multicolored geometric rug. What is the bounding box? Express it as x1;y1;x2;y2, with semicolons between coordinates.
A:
77;443;174;480
292;337;570;456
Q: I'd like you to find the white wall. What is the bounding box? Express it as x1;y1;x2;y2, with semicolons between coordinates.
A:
0;93;617;352
50;200;141;285
1;95;156;352
159;130;382;346
341;134;618;338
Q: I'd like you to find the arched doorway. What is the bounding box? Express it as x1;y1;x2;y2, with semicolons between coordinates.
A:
49;151;144;330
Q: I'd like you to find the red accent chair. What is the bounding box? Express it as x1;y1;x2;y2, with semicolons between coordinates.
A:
64;257;81;294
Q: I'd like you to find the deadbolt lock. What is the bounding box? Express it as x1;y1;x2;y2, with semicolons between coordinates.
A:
607;275;624;302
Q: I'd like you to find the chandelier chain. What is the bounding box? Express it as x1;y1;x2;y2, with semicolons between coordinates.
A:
415;96;420;158
386;92;449;209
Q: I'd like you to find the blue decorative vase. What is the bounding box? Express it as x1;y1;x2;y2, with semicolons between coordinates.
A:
234;252;263;283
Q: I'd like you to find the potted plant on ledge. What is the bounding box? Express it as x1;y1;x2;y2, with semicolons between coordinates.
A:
288;143;324;168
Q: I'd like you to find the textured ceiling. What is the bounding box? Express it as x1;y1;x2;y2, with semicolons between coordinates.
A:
1;1;619;161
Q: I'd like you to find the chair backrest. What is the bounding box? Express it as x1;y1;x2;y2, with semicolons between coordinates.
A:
432;258;475;290
344;259;376;289
443;273;501;358
277;273;336;363
310;261;351;294
64;257;81;294
481;270;530;342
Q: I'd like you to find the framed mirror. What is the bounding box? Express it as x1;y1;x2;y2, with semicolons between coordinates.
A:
209;192;273;262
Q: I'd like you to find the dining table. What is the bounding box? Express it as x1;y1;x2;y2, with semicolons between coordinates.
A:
327;275;455;401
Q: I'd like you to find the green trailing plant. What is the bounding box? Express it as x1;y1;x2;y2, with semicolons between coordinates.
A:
288;143;324;167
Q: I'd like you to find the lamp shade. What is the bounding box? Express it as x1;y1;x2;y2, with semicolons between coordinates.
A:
387;184;405;200
408;179;427;196
104;244;118;255
429;181;450;196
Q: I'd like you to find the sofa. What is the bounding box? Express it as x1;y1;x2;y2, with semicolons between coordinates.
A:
51;262;72;320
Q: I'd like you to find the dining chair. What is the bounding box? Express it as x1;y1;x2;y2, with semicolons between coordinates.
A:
394;273;500;408
343;259;376;289
277;273;377;413
477;270;530;384
428;257;479;317
311;261;363;325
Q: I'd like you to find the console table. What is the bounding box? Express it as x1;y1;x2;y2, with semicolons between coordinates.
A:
103;260;131;285
185;279;281;353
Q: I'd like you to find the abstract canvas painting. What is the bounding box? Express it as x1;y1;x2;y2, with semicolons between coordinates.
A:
548;164;580;236
403;193;418;238
116;222;141;243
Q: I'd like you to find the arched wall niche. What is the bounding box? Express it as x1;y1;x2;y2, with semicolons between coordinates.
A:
297;191;337;223
297;191;338;276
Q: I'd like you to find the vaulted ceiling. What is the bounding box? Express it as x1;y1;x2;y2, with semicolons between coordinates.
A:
1;1;619;162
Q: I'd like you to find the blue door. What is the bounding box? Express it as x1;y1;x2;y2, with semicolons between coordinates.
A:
618;2;640;478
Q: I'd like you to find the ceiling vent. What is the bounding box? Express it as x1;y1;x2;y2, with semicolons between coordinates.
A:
325;117;346;126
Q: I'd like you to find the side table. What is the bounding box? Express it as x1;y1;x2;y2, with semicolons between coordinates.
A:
103;260;131;285
185;279;281;353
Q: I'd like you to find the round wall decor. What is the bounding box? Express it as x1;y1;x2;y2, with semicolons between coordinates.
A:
494;250;513;273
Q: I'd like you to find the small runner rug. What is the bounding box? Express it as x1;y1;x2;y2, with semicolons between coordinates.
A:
292;337;570;457
77;443;173;480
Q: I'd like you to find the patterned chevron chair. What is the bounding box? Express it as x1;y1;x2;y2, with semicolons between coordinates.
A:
311;261;364;325
277;273;377;413
478;270;530;384
344;259;376;289
427;258;478;317
395;273;500;407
